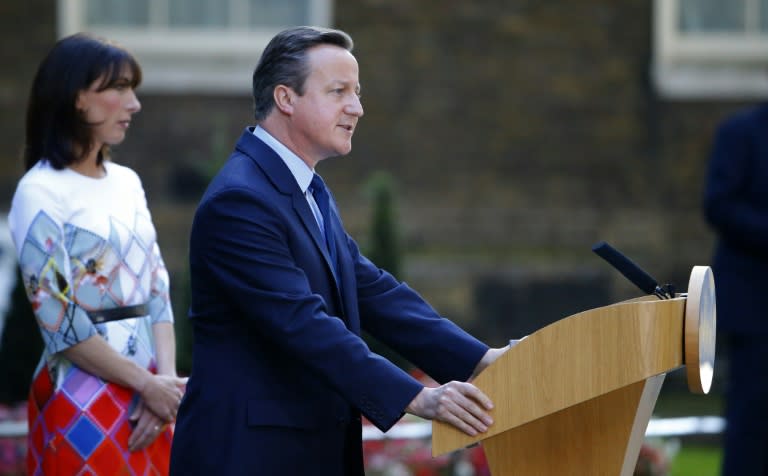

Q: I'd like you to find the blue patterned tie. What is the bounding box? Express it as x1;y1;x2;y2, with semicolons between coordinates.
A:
310;174;338;279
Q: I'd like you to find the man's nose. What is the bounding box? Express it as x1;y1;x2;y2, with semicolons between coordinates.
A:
346;95;363;117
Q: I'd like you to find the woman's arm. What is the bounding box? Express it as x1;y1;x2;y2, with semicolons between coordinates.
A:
61;335;185;421
152;321;178;377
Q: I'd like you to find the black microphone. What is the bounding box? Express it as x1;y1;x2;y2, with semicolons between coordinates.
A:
591;241;670;299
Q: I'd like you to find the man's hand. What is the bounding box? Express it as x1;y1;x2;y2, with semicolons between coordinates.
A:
406;382;494;436
470;347;507;381
470;339;526;380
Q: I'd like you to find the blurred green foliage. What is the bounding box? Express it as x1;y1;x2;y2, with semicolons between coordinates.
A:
670;445;722;476
364;171;401;280
361;171;410;371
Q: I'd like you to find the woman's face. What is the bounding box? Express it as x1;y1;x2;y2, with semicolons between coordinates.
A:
76;68;141;151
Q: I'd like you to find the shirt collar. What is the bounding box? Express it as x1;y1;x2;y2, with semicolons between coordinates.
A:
252;125;314;193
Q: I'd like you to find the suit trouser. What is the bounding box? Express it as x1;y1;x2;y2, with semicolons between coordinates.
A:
170;416;364;475
343;418;365;476
721;333;768;476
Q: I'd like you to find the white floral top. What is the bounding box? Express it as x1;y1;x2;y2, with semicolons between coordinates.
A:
8;160;172;375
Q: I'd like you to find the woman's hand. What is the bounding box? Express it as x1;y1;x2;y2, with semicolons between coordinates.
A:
137;374;187;422
127;400;166;452
61;335;186;422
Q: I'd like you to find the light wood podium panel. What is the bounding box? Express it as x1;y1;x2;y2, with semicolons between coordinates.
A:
482;375;664;475
432;266;716;476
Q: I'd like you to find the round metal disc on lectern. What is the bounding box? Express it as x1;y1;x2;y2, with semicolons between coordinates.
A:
685;266;716;394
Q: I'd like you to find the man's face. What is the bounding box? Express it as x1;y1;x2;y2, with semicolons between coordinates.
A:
288;45;364;167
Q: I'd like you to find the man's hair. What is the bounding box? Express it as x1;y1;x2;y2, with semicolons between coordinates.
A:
252;26;353;121
24;33;142;171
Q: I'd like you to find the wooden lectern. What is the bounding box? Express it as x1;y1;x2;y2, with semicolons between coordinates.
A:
432;266;716;475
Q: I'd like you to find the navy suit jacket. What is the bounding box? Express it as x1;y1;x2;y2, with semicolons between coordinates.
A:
170;128;488;475
704;104;768;334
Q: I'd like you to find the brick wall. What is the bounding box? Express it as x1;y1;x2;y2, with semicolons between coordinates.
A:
0;0;754;346
0;0;57;202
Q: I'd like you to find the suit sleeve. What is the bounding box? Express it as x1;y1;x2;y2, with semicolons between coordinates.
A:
191;186;422;431
703;111;768;254
347;234;489;384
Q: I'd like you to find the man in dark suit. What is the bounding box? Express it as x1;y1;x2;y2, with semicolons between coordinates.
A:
704;104;768;476
169;26;508;475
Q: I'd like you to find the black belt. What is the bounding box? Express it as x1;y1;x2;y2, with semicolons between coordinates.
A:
87;304;149;324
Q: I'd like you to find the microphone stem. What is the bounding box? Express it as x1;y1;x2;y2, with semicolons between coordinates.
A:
653;286;669;300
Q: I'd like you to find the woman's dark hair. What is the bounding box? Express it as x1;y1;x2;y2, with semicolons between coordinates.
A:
252;26;353;121
24;33;142;171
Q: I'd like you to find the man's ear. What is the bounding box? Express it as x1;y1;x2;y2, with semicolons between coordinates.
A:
273;85;294;115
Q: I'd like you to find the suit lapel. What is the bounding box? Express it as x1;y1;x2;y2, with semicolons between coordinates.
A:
235;127;350;322
292;193;340;286
235;128;339;284
325;195;365;334
326;204;361;335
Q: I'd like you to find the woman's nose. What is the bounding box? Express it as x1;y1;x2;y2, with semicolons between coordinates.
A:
127;90;141;113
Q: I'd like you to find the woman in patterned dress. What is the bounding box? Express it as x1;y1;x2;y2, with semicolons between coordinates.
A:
8;33;187;475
